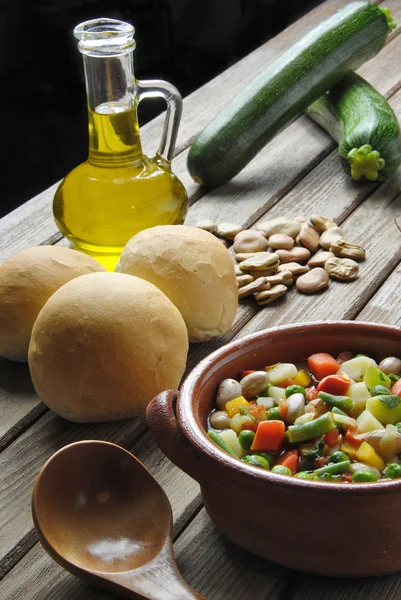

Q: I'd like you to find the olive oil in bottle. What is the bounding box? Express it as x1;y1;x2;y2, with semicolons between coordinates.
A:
53;19;188;271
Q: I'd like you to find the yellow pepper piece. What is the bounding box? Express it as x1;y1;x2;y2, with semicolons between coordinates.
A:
356;441;385;471
294;369;311;387
225;396;251;418
340;441;359;461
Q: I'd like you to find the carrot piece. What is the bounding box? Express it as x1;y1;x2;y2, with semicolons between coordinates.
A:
240;370;255;378
317;373;351;396
308;353;340;380
341;473;353;483
323;428;340;447
251;420;285;452
305;387;319;401
345;425;363;447
278;399;288;420
276;450;299;474
391;379;401;397
277;378;295;389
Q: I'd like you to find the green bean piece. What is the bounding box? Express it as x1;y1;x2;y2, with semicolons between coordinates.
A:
294;471;313;480
267;407;285;421
242;455;270;469
370;385;392;397
332;406;348;417
314;460;351;477
328;451;349;464
318;391;354;411
272;465;292;476
287;413;336;444
389;373;400;383
353;470;378;482
285;385;306;398
383;463;401;479
238;430;255;450
207;431;239;458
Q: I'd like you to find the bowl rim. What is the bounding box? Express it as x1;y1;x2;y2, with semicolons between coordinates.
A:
178;320;401;494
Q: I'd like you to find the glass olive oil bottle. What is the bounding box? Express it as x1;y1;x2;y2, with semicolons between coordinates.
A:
53;19;188;270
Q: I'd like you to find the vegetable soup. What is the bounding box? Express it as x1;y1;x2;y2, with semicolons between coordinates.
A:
207;352;401;483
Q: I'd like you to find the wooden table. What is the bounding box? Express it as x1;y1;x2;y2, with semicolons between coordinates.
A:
2;0;401;597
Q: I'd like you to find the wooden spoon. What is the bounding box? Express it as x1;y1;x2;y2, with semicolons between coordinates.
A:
32;440;206;599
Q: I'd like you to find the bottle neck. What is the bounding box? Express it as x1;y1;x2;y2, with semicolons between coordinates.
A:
82;52;144;166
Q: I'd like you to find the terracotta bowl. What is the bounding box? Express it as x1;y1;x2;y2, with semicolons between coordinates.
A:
147;321;401;577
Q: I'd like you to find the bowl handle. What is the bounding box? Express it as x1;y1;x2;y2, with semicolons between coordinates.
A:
147;390;203;484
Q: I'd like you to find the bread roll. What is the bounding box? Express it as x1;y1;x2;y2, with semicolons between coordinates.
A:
118;225;238;342
28;272;188;422
0;246;105;362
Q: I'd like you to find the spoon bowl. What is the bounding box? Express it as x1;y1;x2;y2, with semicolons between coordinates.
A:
32;440;205;599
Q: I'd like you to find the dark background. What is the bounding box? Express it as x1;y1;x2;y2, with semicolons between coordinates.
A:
1;0;322;218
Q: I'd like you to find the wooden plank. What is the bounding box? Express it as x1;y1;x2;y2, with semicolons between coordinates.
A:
1;507;290;600
0;411;201;579
357;262;401;324
0;0;378;262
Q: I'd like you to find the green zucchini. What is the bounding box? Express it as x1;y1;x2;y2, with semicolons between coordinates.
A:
306;72;401;181
187;2;395;188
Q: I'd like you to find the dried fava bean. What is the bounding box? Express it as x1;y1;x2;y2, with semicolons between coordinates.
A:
216;379;243;410
237;274;254;288
265;271;294;286
234;229;265;240
240;371;269;398
234;263;243;276
307;251;335;268
379;357;401;375
233;231;269;254
235;252;261;262
256;218;301;239
320;227;344;250
255;284;288;305
238;277;268;299
239;252;280;272
215;223;244;240
194;220;217;233
296;268;329;294
325;257;359;281
209;410;229;429
294;215;308;224
268;233;294;249
277;262;309;277
296;225;320;253
250;268;279;279
330;240;366;261
276;247;310;263
308;214;337;232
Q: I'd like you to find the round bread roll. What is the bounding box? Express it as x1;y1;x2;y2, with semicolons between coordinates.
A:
0;246;106;362
28;272;188;422
118;225;238;342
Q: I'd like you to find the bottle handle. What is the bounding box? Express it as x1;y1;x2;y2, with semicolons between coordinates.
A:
137;79;183;162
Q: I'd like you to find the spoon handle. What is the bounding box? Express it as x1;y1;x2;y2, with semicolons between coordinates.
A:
108;539;207;600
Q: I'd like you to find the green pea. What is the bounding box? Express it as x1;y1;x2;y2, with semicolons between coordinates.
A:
355;353;371;358
267;407;284;421
285;385;306;398
370;385;392;397
238;430;255;450
272;465;292;476
353;470;378;482
242;455;270;469
328;451;349;464
294;471;313;480
252;452;274;467
384;463;401;479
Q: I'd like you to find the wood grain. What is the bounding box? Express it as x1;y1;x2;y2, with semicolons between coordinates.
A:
357;262;401;324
